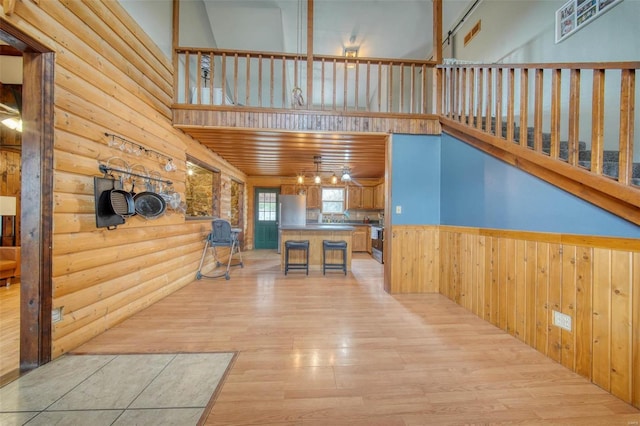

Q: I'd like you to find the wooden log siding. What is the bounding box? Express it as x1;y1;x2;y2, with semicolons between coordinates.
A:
176;47;436;115
2;0;246;358
436;226;640;409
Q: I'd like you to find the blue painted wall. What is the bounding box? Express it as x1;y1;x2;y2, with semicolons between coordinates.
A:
440;132;640;238
391;134;441;225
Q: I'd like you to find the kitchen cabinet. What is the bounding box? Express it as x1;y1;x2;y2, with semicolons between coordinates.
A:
347;186;362;210
374;183;384;209
366;226;372;254
361;186;374;209
306;185;320;209
281;184;297;195
351;225;369;252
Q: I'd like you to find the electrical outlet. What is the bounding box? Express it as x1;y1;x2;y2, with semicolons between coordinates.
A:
552;310;571;331
395;205;402;214
52;307;63;323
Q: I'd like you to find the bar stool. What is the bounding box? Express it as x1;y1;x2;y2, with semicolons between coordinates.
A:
284;240;310;275
322;240;347;275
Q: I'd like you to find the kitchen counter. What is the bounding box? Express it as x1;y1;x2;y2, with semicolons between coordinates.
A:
284;224;355;231
280;226;353;272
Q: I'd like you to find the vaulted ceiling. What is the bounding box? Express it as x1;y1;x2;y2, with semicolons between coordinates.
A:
177;0;472;179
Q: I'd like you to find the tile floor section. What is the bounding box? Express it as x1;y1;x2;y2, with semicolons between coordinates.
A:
0;352;235;425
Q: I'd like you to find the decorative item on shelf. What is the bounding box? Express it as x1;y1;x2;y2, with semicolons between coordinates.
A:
105;133;176;172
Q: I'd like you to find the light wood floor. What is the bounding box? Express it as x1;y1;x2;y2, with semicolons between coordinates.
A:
0;280;19;381
40;251;640;423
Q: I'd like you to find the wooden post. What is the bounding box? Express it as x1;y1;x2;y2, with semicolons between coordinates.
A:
433;0;443;114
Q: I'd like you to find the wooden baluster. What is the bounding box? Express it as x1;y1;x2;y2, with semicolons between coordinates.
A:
196;52;202;104
355;60;360;111
409;64;415;114
460;67;467;124
184;51;190;104
533;68;544;152
485;68;493;134
258;54;263;107
449;67;455;119
344;58;348;111
423;64;428;115
245;54;250;106
388;64;393;113
221;53;227;105
568;69;581;167
549;69;561;159
476;68;483;130
377;61;382;113
270;55;274;108
507;68;515;142
495;68;503;137
282;56;286;107
233;53;239;106
618;69;635;185
400;63;405;114
366;61;371;113
591;69;605;175
209;52;214;105
469;67;476;127
519;68;528;148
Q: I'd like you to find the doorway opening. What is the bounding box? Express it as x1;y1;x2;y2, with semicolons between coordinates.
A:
0;20;54;381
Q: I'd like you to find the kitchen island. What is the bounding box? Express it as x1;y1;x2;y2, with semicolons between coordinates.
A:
280;225;354;272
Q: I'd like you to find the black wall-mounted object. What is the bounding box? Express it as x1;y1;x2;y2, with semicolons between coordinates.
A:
94;177;125;230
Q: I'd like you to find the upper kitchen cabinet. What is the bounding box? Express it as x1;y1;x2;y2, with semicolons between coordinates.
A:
306;186;320;209
374;183;384;210
346;186;362;210
361;187;374;209
281;184;297;195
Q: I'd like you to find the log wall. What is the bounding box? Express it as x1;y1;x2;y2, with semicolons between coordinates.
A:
438;226;640;409
2;0;246;357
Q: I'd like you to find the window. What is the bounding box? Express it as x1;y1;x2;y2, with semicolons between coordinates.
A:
321;187;344;213
257;192;277;221
185;159;220;218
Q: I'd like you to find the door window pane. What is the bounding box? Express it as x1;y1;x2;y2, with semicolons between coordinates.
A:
258;192;276;221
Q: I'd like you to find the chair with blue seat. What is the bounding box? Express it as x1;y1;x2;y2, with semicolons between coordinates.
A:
196;219;244;280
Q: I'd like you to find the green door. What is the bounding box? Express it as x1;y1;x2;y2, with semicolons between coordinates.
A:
254;188;279;249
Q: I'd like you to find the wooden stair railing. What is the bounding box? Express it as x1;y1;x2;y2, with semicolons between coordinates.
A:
438;62;640;226
175;47;436;115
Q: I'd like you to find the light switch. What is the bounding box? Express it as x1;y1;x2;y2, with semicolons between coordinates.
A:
395;205;402;214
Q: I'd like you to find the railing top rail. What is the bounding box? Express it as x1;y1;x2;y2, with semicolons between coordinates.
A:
314;54;437;67
437;61;640;70
176;46;437;66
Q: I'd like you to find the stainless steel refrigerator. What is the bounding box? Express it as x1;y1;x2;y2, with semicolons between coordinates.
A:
277;194;306;253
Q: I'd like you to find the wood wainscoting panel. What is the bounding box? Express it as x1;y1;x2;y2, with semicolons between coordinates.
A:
439;226;640;409
388;225;439;293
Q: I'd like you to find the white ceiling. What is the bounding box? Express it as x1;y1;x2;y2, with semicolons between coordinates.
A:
201;0;473;59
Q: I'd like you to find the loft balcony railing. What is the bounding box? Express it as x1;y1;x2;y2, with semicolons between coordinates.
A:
175;47;437;115
438;62;640;188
